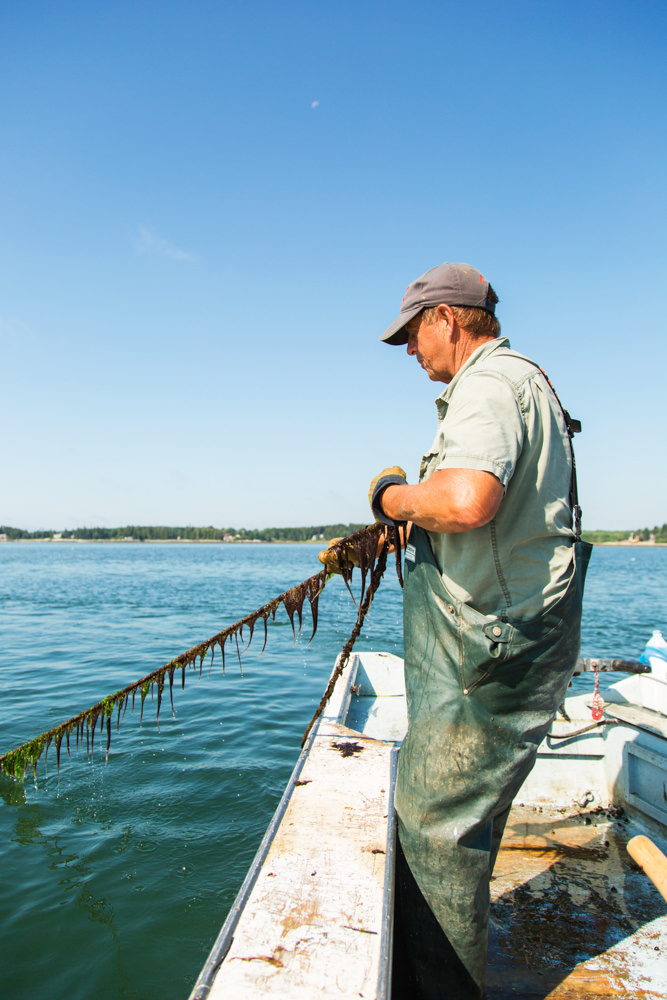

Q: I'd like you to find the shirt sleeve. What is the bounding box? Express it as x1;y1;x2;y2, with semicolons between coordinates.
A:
435;370;525;489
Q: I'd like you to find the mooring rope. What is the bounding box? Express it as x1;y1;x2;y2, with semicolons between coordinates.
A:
0;523;401;781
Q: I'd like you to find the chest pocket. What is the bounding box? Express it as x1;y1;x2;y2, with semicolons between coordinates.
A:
419;450;441;482
419;395;450;482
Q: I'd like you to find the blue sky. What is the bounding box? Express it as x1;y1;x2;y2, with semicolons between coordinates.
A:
2;0;665;532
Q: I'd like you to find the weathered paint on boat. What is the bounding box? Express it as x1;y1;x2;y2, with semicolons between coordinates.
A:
190;648;667;999
189;653;404;1000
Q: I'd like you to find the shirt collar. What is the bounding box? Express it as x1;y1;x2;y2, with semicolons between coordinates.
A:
436;336;512;407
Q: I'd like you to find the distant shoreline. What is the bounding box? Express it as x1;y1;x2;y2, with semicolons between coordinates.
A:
0;537;325;544
3;538;666;547
596;540;667;547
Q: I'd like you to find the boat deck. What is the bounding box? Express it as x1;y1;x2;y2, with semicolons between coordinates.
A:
192;651;667;1000
488;803;667;999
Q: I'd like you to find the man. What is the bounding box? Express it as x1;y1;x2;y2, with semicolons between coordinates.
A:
369;263;584;999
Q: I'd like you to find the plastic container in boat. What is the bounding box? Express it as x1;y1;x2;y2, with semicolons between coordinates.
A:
640;630;667;668
637;631;667;712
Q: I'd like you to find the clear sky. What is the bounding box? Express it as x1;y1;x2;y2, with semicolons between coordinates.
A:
2;0;665;532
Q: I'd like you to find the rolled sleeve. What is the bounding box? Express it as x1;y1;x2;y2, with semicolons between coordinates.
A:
435;372;524;489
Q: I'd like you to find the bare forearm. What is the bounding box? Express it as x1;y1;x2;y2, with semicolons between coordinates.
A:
380;469;504;534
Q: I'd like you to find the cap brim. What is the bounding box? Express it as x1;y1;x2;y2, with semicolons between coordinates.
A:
379;303;423;345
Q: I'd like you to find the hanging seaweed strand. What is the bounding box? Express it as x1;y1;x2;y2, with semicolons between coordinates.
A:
300;523;400;747
0;523;392;782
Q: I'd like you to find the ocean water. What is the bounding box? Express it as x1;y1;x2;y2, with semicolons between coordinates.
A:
0;541;665;999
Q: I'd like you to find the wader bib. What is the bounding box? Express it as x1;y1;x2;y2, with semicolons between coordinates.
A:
394;524;583;997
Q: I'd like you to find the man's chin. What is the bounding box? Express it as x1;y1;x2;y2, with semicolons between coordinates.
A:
419;361;446;382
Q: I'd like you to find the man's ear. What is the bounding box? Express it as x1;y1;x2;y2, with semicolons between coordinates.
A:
436;303;457;336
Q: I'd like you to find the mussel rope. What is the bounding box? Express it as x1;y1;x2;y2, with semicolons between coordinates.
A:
301;535;391;747
0;523;403;782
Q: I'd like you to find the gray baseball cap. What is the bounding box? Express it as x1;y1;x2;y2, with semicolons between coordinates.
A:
380;262;496;345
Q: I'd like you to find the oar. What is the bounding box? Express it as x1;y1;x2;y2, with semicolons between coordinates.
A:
627;835;667;903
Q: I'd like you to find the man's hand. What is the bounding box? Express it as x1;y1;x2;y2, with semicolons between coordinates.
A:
368;466;408;525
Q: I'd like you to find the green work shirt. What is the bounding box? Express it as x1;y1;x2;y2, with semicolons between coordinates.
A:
419;336;575;620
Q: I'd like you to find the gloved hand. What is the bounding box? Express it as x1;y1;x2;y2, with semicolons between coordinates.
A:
318;537;360;575
368;465;407;526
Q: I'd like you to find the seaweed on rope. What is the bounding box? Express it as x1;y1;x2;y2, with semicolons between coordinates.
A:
0;523;402;782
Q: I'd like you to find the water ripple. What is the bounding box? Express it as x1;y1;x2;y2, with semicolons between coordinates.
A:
0;541;664;999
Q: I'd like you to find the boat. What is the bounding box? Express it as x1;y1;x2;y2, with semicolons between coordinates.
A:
189;637;667;999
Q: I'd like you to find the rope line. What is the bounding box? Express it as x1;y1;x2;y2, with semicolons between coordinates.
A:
0;523;396;781
301;530;394;747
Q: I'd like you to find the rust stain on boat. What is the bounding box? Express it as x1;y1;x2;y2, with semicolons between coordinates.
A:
235;946;286;968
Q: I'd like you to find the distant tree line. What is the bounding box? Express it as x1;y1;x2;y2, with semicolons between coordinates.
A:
636;524;667;542
0;523;367;543
582;524;667;543
3;522;666;544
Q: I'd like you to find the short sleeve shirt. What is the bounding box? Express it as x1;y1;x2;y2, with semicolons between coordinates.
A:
420;337;575;620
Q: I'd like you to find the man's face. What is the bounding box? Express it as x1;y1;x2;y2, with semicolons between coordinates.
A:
405;309;454;383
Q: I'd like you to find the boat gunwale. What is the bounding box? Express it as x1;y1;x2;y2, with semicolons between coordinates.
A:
187;727;318;1000
188;650;402;1000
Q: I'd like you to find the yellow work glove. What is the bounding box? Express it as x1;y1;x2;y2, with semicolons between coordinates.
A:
318;537;362;575
368;466;407;525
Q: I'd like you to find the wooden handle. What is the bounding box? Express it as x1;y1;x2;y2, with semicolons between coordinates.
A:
627;835;667;902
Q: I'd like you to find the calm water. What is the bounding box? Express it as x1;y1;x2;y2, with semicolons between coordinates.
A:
1;542;666;999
